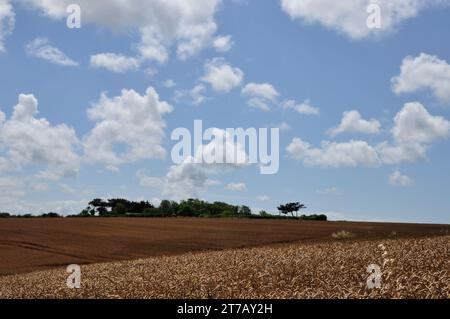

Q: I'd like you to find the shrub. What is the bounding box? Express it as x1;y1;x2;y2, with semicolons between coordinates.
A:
332;230;355;239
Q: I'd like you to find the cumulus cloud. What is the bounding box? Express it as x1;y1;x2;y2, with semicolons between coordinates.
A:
201;58;244;93
25;38;78;66
280;0;446;39
283;99;320;115
377;102;450;164
287;138;380;168
21;0;221;62
83;87;173;170
174;84;207;105
328;110;381;137
288;102;450;168
392;53;450;103
90;53;140;73
392;102;450;144
137;157;211;199
226;182;246;191
213;35;234;52
0;94;80;179
389;170;415;187
376;142;427;165
139;128;249;199
0;0;14;52
242;83;280;111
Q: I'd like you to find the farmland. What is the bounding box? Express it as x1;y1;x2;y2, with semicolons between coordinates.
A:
0;217;448;276
0;218;449;299
0;235;448;299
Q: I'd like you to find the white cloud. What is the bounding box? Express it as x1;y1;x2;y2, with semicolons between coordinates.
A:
163;79;176;88
83;87;173;170
144;67;158;77
392;53;450;103
287;138;380;168
280;0;446;39
328;110;381;137
0;176;25;202
0;0;14;52
391;102;450;144
242;83;279;111
25;38;78;66
278;122;291;131
226;182;246;191
283;99;320;115
137;157;212;200
242;83;279;102
22;0;221;62
90;53;140;73
377;102;450;164
174;84;207;105
201;58;244;93
376;142;427;165
288;102;450;168
213;35;234;52
256;195;271;202
139;128;249;199
0;94;80;179
31;183;48;192
59;183;76;194
389;170;415;187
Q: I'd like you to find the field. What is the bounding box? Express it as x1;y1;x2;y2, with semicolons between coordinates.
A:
0;218;449;298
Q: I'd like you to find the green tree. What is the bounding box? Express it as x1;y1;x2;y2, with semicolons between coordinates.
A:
238;205;252;216
113;203;127;215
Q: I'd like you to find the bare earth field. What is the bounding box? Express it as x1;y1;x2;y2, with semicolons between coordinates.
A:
0;218;449;276
0;236;448;299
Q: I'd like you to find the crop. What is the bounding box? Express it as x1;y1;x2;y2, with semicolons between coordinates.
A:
0;236;448;299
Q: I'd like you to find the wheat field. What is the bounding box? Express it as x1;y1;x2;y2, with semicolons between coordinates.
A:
0;236;448;299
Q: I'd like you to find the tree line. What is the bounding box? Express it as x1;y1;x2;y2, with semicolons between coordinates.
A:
0;199;327;221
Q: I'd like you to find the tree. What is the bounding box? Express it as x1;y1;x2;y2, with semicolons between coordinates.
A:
238;205;252;216
259;210;270;217
41;212;60;218
277;204;289;216
97;206;108;216
113;203;127;215
277;202;307;217
159;200;178;217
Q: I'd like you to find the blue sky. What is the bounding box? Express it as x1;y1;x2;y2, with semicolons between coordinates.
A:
1;0;450;223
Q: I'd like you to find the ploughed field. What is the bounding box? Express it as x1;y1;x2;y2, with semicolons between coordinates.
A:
0;217;448;276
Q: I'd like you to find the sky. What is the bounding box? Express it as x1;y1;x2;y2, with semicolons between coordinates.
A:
0;0;450;223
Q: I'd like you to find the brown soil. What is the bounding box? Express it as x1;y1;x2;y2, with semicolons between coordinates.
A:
0;217;448;276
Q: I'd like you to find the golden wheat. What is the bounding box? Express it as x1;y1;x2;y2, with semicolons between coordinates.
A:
0;236;448;299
